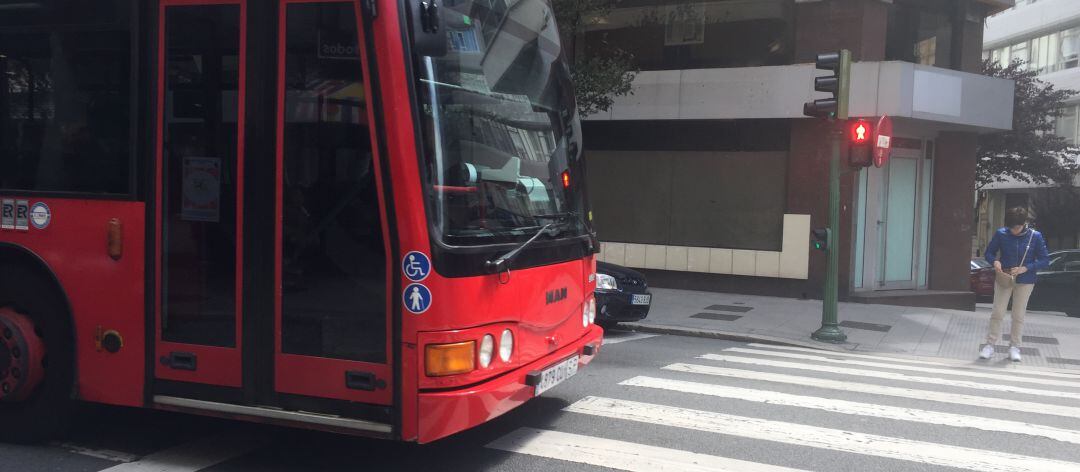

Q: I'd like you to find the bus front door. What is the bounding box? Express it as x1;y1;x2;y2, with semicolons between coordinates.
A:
154;0;393;413
272;0;393;407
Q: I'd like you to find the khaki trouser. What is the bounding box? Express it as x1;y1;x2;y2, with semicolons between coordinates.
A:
986;272;1035;347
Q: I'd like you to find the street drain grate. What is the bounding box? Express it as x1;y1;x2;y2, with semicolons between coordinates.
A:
838;320;892;332
705;304;753;313
993;345;1040;356
1047;357;1080;366
691;312;743;322
1002;335;1059;345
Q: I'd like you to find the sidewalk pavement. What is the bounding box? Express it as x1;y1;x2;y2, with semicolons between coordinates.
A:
622;288;1080;371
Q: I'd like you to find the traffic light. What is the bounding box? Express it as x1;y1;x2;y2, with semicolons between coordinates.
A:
803;50;852;120
848;119;873;168
811;228;831;252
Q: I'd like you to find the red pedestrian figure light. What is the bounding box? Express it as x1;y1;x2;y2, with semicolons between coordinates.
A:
852;122;869;143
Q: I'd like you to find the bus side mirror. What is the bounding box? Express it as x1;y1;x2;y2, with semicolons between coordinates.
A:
407;0;448;58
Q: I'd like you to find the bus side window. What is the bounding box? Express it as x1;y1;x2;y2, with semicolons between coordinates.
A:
0;1;135;195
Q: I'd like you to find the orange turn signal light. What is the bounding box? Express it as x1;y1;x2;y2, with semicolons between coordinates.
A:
425;341;476;377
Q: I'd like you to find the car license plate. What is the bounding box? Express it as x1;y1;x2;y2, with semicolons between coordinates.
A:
631;294;651;305
534;355;579;397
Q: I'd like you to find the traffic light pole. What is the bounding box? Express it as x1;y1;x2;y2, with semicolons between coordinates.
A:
812;123;847;343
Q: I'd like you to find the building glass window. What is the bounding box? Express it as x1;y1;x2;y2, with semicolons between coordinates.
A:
985;27;1080;74
0;0;135;195
886;0;954;69
582;0;794;71
1010;41;1029;69
665;3;706;46
915;37;937;66
1056;106;1077;145
1061;28;1079;70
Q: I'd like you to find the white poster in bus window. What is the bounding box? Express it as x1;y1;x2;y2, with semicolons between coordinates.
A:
181;157;221;223
665;3;705;46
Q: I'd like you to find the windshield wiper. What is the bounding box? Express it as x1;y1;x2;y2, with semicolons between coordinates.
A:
485;221;567;273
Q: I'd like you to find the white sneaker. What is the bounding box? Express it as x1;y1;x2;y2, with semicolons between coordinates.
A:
1009;346;1022;362
979;344;995;359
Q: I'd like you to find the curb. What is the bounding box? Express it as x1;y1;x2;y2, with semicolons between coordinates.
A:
619;322;858;352
618;322;1080;375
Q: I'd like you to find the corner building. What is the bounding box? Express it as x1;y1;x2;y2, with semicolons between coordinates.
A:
583;0;1015;309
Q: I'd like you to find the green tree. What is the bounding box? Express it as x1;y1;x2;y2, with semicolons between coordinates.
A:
977;58;1080;188
553;0;637;117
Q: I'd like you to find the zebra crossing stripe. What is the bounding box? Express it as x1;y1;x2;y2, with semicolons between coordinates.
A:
700;354;1080;400
98;430;267;472
620;376;1080;445
663;363;1080;420
723;347;1080;389
565;396;1080;472
746;343;1080;380
487;428;807;472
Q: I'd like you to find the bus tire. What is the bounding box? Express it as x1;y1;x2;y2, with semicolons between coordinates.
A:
0;263;73;444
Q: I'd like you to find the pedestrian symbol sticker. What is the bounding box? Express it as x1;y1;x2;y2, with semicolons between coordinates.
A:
402;251;431;282
404;284;432;314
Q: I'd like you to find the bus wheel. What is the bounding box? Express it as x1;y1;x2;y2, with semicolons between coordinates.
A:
0;308;47;403
0;269;73;444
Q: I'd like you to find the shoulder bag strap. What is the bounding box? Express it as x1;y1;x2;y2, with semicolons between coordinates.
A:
1018;230;1035;268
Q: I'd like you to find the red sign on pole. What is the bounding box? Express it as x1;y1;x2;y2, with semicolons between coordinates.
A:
873;115;893;168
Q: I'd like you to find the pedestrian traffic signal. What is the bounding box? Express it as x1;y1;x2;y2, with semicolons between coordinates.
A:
803;50;852;120
848;119;873;168
811;228;830;252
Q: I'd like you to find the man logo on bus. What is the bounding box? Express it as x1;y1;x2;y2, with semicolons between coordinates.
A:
404;284;432;314
402;251;431;282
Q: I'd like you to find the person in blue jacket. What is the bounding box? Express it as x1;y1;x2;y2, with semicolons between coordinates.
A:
980;207;1050;362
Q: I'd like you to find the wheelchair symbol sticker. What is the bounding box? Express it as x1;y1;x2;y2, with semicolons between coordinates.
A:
402;251;431;282
404;284;432;314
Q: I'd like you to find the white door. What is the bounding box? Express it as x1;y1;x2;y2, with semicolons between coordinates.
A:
859;139;933;290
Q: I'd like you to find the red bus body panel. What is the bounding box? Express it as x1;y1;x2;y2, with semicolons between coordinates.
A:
418;324;602;443
0;198;146;407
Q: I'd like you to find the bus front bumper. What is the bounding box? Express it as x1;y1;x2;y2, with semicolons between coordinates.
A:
416;324;604;443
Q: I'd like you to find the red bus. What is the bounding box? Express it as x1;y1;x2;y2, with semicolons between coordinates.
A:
0;0;602;444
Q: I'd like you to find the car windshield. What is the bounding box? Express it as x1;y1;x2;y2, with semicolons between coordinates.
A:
415;0;587;246
972;258;991;269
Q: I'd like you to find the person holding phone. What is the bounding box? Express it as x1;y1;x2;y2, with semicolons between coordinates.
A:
979;207;1050;362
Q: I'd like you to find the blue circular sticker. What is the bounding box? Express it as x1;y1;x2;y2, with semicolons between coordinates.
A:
402;251;431;282
403;284;432;315
29;202;50;230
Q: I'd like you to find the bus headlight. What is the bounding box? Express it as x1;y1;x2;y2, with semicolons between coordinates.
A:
478;334;495;368
588;298;596;324
499;329;514;362
583;303;590;327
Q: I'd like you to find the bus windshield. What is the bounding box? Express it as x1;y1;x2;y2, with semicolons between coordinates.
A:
417;0;587;247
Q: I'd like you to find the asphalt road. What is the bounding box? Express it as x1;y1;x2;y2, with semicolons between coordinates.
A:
4;330;1080;472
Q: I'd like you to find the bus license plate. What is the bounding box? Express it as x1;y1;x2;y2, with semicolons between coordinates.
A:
534;355;579;397
631;294;651;305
